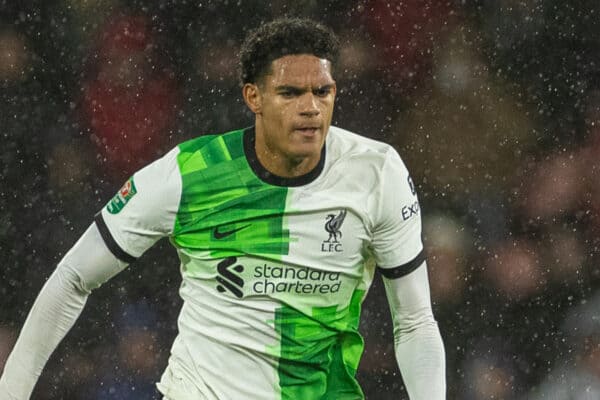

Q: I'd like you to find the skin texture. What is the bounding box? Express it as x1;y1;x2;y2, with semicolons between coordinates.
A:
243;54;337;178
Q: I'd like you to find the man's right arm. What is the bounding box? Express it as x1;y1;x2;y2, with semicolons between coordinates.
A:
0;223;128;399
0;147;181;399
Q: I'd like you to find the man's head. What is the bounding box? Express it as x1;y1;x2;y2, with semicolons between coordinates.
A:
239;18;340;177
239;18;340;86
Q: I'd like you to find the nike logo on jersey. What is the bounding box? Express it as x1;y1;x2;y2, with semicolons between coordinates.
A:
213;224;250;239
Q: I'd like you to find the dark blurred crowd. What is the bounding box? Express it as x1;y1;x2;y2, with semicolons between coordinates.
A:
2;1;600;399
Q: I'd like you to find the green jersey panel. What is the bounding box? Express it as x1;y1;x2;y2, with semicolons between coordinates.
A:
173;130;290;259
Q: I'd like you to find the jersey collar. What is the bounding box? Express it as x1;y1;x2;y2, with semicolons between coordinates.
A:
243;126;326;187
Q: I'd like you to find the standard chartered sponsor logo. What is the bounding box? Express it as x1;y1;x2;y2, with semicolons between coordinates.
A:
253;264;341;294
216;257;244;298
214;257;342;297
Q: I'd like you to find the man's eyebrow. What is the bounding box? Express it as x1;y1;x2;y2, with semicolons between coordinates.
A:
314;84;335;91
274;84;335;92
274;85;305;93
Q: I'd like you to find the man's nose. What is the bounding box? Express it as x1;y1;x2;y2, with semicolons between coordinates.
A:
298;93;320;116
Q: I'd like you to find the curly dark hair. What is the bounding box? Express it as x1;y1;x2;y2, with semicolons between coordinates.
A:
239;18;340;85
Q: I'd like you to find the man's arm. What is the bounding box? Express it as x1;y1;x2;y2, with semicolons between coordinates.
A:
0;147;181;399
0;223;128;399
382;261;446;399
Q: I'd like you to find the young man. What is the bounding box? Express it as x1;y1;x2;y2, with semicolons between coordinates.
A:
0;18;445;399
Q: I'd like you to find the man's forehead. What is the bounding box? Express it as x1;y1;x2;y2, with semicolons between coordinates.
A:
264;54;334;86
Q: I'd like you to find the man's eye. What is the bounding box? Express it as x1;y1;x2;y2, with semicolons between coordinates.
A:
280;91;294;98
314;88;330;97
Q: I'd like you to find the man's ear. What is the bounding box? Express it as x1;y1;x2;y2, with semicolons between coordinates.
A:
242;83;262;114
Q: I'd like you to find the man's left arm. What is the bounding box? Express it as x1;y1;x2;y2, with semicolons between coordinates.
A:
381;261;446;399
369;147;445;399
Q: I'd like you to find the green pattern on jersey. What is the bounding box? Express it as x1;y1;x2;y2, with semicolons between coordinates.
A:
172;128;367;398
172;130;290;260
275;289;366;399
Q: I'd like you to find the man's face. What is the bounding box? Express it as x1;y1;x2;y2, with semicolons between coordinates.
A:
246;54;337;170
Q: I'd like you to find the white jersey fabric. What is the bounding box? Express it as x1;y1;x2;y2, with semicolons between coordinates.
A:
0;126;445;400
98;126;424;399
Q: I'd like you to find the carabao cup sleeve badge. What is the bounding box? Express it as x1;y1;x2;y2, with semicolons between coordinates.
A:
107;177;138;214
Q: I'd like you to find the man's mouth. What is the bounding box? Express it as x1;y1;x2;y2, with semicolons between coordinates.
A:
294;126;320;135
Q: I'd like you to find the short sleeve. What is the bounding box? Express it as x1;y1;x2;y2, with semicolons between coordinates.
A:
371;148;425;278
95;146;182;263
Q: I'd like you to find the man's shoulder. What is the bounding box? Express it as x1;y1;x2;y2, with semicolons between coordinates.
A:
173;128;247;173
177;128;245;154
327;125;397;164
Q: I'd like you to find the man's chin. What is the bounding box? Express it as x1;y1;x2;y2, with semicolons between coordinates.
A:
288;144;323;162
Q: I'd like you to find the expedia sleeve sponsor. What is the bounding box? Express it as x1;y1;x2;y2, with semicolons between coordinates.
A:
370;149;424;269
401;201;420;221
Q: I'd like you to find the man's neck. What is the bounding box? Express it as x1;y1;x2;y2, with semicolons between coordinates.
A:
254;127;321;178
255;144;318;178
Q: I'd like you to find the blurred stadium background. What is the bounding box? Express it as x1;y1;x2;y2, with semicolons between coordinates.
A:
2;1;600;399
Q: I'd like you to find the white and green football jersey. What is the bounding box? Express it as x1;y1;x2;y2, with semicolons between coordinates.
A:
95;126;424;400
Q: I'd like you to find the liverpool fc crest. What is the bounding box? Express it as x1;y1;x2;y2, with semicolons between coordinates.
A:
321;209;347;253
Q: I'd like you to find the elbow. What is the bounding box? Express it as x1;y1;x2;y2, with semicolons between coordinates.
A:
55;261;93;295
393;309;439;344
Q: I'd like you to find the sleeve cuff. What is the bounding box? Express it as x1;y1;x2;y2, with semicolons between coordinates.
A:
377;250;426;279
94;212;137;264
